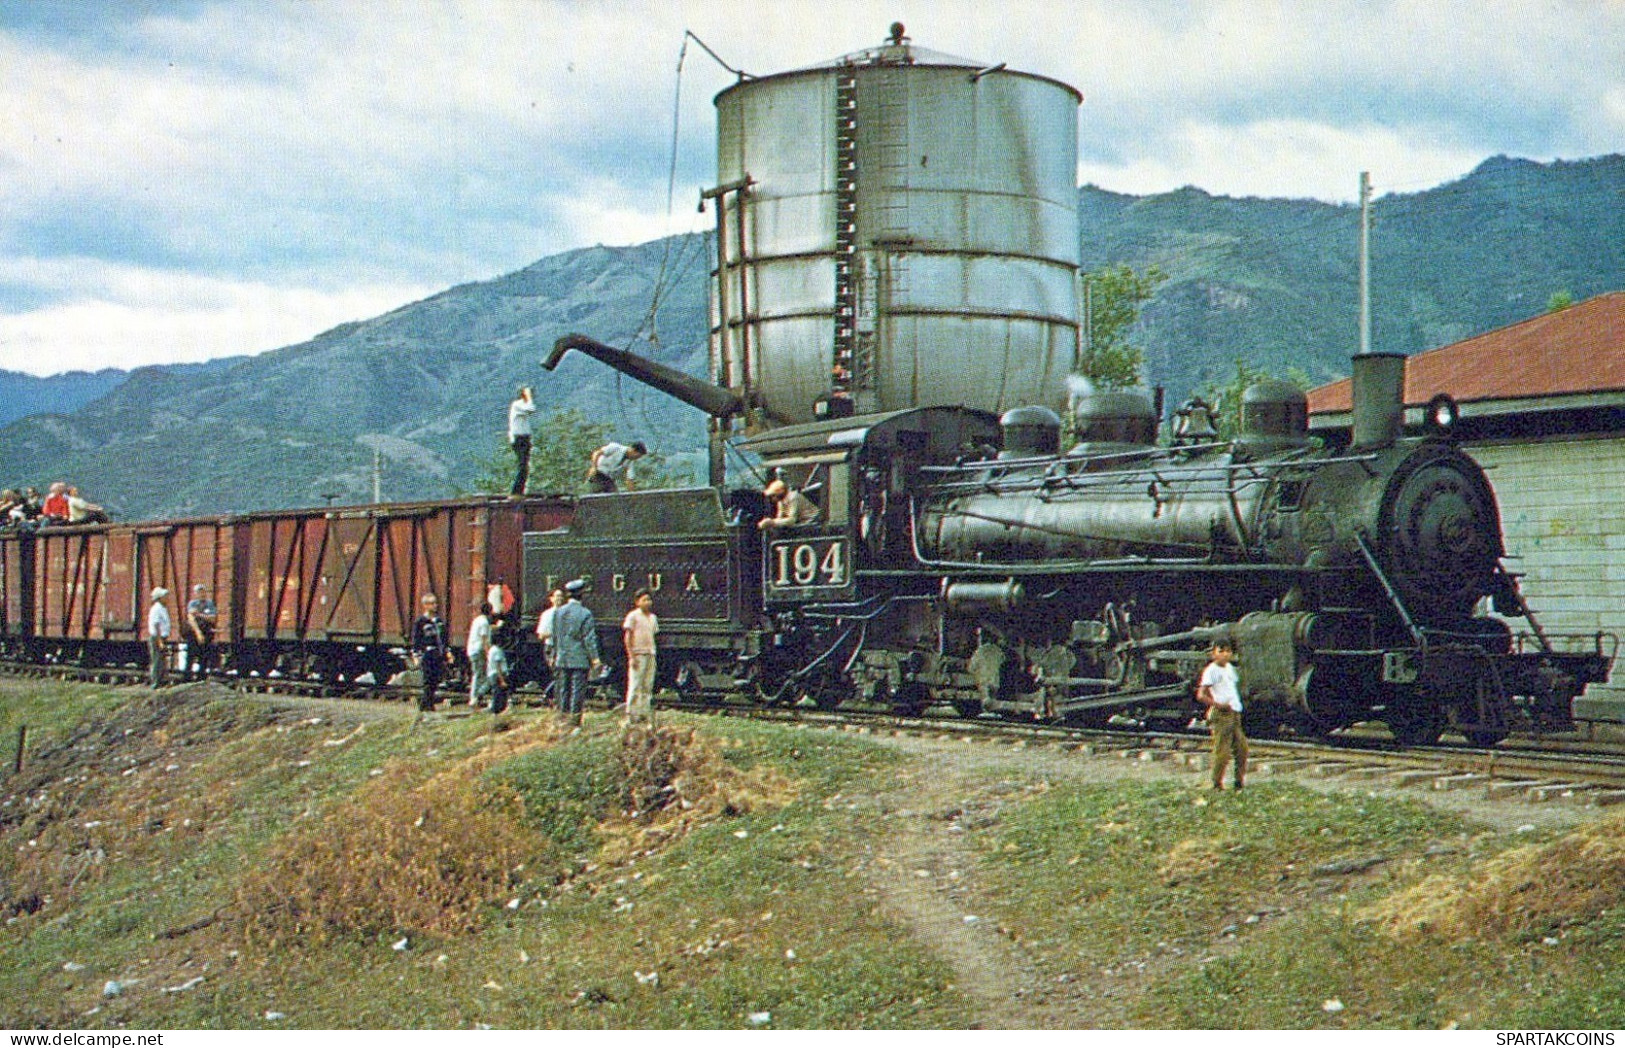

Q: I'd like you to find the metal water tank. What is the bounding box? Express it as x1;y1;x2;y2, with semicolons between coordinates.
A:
709;25;1082;428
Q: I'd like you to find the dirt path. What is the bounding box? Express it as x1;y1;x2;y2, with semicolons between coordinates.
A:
840;729;1605;1028
845;739;1154;1028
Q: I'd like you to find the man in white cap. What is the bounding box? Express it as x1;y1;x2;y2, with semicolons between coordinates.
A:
147;588;172;688
758;478;818;530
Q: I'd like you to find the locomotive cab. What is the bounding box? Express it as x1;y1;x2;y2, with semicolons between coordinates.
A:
741;406;1004;609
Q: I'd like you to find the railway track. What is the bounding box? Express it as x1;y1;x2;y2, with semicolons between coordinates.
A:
7;659;1625;808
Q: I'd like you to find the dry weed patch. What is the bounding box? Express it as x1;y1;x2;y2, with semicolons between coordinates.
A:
1;690;285;920
236;718;567;947
1362;810;1625;941
595;723;798;865
234;720;795;950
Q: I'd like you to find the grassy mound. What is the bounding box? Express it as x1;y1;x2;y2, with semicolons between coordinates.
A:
1362;809;1625;941
236;750;554;946
237;721;798;949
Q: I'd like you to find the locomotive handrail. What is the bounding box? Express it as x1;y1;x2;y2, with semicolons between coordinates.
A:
905;497;1329;574
1353;530;1424;646
927;504;1217;554
931;469;1279;503
922;460;1323;501
920;447;1373;488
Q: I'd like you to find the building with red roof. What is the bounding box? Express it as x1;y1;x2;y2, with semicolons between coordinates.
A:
1308;292;1625;725
1308;290;1625;436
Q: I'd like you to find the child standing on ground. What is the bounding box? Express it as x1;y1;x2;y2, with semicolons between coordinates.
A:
622;588;659;723
1197;639;1247;790
486;620;511;716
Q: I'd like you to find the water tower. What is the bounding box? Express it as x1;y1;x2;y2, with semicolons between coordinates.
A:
709;23;1083;426
548;25;1084;482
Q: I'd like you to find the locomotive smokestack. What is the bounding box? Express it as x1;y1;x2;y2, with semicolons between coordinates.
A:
1350;352;1406;449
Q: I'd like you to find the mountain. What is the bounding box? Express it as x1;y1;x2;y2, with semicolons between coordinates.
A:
0;369;127;428
0;357;252;430
1082;154;1625;399
0;238;709;518
1;155;1621;520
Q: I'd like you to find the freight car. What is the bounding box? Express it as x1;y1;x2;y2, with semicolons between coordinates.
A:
0;495;569;684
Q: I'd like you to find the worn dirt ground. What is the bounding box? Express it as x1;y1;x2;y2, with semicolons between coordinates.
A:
834;729;1604;1029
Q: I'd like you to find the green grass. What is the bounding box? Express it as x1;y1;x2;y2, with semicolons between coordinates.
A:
0;684;964;1029
3;680;1623;1029
961;776;1625;1028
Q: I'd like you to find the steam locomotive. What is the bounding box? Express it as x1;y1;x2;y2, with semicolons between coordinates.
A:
522;338;1611;746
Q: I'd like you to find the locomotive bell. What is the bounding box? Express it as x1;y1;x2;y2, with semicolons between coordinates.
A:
1171;398;1220;444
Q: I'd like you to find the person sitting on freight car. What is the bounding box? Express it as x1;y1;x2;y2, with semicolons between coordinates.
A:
6;488;42;531
40;482;70;525
185;584;219;680
0;489;19;526
585;441;647;494
757;479;819;530
65;486;110;525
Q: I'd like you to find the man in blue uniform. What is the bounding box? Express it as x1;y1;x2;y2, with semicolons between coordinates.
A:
548;579;602;726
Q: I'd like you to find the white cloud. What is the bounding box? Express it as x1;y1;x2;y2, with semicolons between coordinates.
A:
1080;119;1489;202
0;259;429;375
1;0;1622;376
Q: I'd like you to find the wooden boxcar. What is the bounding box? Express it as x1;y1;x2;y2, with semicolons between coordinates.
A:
235;495;571;678
0;495;571;680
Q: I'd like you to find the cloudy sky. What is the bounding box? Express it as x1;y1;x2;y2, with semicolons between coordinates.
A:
2;0;1621;377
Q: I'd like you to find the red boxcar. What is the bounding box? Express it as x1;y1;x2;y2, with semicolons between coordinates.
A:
236;495;570;677
5;495;571;679
0;529;28;651
22;517;239;663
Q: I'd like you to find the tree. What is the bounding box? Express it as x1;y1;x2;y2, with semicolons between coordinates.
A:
1548;290;1575;312
1190;358;1313;441
469;408;687;496
1078;264;1168;389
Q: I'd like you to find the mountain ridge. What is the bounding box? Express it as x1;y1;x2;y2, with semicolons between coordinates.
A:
2;154;1620;519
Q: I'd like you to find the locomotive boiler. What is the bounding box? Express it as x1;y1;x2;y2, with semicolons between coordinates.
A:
894;354;1608;743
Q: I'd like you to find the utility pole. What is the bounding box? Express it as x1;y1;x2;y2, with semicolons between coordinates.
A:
1358;171;1372;356
372;449;382;504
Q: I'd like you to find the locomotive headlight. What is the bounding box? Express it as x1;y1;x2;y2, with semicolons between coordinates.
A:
1425;394;1459;436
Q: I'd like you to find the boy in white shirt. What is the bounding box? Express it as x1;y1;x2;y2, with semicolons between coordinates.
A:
621;589;659;722
1196;639;1247;790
